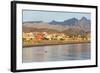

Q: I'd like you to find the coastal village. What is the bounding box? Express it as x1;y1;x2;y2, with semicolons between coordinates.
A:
23;31;90;46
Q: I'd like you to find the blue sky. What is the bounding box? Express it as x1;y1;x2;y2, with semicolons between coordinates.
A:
23;10;91;22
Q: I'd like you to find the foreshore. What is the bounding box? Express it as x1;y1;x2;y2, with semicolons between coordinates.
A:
23;40;90;48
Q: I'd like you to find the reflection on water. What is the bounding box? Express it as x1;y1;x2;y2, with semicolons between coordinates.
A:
22;43;91;63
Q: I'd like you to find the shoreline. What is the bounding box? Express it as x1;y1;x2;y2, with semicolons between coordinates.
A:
23;40;90;48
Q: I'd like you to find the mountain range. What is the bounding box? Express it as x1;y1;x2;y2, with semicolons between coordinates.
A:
23;17;91;33
49;17;90;26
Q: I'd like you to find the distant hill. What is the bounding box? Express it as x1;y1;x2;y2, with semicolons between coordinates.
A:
23;17;91;33
49;18;78;26
23;26;60;33
23;21;43;24
49;17;90;31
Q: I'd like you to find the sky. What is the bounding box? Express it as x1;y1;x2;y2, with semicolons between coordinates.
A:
23;10;91;22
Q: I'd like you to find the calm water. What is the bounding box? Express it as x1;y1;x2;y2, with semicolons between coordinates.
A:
22;43;91;63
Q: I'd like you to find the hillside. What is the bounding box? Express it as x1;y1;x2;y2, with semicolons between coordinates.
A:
23;17;91;34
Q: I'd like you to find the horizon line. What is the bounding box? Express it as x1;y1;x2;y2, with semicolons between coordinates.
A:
23;16;90;23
